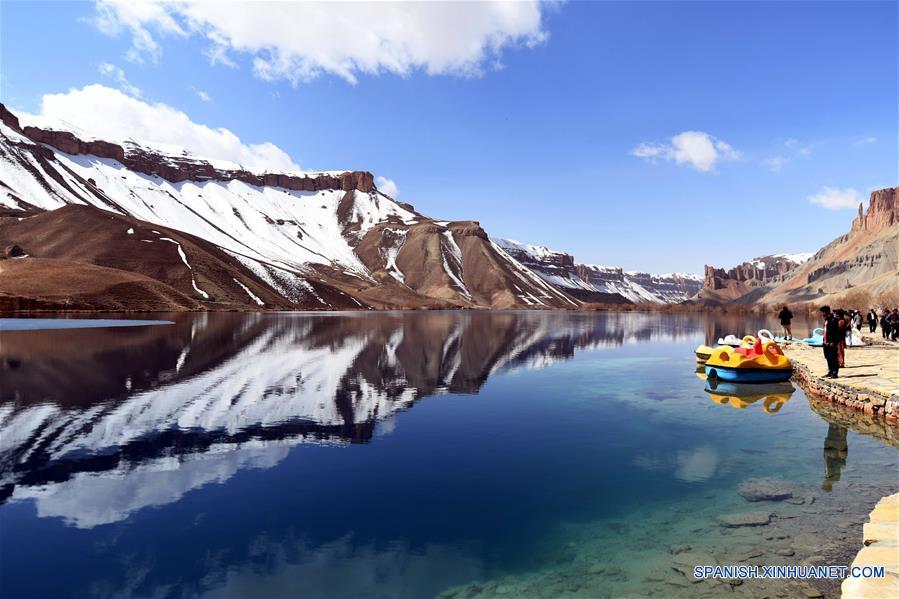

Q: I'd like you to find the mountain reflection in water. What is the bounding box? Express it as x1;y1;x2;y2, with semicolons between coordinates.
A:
0;311;702;528
1;311;896;599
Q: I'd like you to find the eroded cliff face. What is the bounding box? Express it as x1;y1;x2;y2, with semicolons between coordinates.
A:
850;187;897;235
695;188;899;305
1;103;375;193
702;257;803;290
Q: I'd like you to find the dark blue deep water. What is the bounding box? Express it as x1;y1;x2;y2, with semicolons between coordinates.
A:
0;312;896;598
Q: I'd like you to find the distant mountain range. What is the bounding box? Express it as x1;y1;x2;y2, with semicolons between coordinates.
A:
495;239;702;304
0;103;700;311
0;102;893;311
694;188;898;306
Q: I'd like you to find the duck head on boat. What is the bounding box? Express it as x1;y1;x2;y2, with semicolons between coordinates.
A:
795;328;825;347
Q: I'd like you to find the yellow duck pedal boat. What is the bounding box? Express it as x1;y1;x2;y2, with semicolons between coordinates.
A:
705;339;792;383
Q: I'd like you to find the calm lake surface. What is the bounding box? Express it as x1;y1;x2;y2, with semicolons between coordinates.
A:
1;311;896;598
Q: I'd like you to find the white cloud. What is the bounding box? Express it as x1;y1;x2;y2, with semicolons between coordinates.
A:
762;138;814;172
97;62;141;97
762;155;789;172
631;131;740;172
807;186;862;210
91;0;550;85
20;84;299;171
784;137;812;156
853;136;877;147
92;1;186;64
196;89;211;102
375;176;399;198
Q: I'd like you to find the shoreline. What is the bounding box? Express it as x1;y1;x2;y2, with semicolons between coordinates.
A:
784;343;899;426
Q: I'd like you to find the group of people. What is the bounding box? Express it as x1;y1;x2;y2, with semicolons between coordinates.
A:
873;308;899;341
777;304;897;379
819;307;852;378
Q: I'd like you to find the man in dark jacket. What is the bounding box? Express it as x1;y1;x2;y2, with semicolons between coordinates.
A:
778;305;794;340
867;309;878;333
820;306;841;378
882;311;891;339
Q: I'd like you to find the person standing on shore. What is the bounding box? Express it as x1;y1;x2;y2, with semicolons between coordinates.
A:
835;309;848;366
867;309;878;333
778;305;794;340
892;309;899;341
820;306;840;378
881;310;891;339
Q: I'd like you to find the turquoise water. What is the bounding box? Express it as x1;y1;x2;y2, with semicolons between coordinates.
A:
0;312;895;598
0;318;172;330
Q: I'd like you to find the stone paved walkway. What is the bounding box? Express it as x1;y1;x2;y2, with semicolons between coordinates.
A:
783;342;899;398
842;493;899;599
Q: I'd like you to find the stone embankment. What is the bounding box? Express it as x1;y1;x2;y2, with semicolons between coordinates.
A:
841;493;899;599
783;342;899;424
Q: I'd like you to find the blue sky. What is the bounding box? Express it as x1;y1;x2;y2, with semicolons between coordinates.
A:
1;1;896;274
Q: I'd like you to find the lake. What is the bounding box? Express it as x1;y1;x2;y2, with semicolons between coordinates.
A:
0;311;896;598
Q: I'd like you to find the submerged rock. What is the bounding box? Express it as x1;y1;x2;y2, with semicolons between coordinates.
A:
738;478;794;502
717;511;773;527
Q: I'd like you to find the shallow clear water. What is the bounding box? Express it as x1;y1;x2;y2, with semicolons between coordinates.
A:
0;312;895;598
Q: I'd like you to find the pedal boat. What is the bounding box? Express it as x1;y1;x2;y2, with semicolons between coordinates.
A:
695;345;716;362
705;339;792;383
796;328;825;347
716;334;756;348
759;329;793;344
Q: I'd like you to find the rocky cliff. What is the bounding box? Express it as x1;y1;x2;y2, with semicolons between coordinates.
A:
1;103;375;194
695;188;898;306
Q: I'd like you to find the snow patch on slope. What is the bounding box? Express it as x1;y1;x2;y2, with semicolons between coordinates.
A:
233;278;264;306
158;237;209;299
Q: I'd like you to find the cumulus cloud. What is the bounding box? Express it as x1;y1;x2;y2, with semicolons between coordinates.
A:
631;131;740;172
97;62;141;97
93;0;186;64
375;176;399;198
91;0;550;85
852;136;877;147
21;84;299;171
807;186;862;210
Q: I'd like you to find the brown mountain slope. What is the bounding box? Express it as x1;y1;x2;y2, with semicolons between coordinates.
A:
0;258;200;312
694;187;898;306
0;204;362;311
354;220;577;309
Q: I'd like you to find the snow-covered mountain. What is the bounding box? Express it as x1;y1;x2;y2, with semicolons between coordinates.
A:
0;103;580;310
496;239;702;304
0;102;698;309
